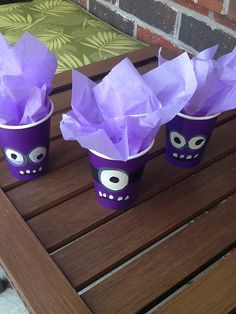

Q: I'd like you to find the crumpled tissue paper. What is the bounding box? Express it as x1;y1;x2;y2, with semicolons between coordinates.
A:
0;32;57;125
158;45;236;116
61;55;197;161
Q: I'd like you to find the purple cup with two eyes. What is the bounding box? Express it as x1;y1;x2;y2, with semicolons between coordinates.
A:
88;140;154;210
0;101;54;181
165;112;219;168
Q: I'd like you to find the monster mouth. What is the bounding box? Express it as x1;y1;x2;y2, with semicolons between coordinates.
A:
98;191;130;202
19;166;43;175
172;153;199;161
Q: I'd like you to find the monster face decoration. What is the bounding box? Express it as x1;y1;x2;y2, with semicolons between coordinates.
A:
169;131;206;161
4;146;47;178
88;141;153;210
0;104;53;181
91;166;144;204
166;112;219;168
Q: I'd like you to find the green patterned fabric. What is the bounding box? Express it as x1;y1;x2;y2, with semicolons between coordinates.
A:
0;0;145;73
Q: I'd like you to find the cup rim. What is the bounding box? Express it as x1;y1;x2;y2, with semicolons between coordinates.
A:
178;111;220;121
90;139;155;161
0;100;54;130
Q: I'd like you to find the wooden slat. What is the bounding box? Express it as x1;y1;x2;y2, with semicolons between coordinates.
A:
1;109;236;194
52;46;162;93
52;152;236;290
27;117;236;252
52;45;181;93
0;138;87;191
81;194;236;313
5;134;165;219
0;190;90;314
157;250;236;314
7;157;91;219
7;113;236;221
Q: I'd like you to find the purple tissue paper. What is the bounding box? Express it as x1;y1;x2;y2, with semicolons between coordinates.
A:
159;45;236;117
61;56;197;161
0;32;57;125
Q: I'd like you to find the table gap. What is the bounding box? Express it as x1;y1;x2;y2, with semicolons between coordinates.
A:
140;246;236;314
26;124;236;253
25;143;236;238
146;250;233;313
73;189;236;291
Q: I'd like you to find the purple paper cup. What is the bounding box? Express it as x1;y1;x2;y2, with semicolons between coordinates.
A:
165;112;219;168
88;141;154;210
0;101;54;181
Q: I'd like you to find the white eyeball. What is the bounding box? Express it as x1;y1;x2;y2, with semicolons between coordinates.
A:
188;136;206;150
4;148;26;166
170;131;186;149
28;147;47;164
100;169;129;191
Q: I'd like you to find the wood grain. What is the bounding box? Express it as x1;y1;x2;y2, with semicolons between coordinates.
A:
157;249;236;314
9;113;236;221
52;46;161;93
0;138;87;191
0;47;235;314
7;157;92;219
6;133;166;219
52;152;236;290
0;189;90;314
81;194;236;313
27;117;236;252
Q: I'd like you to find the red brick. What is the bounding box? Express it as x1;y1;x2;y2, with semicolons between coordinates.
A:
173;0;209;16
213;12;236;31
196;0;223;14
137;26;182;54
228;0;236;21
74;0;88;9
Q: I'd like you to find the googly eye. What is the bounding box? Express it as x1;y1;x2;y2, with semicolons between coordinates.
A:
170;131;186;149
28;147;47;164
99;169;129;191
188;136;206;150
4;148;26;166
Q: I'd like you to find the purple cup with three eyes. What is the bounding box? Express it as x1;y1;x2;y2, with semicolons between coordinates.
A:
88;140;154;210
0;101;54;181
165;112;219;168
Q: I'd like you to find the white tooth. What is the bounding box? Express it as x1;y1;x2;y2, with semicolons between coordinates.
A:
99;191;102;197
125;196;129;200
173;153;178;158
109;195;114;200
194;154;199;159
186;155;193;160
180;155;185;159
19;171;24;175
39;167;43;172
103;193;107;198
33;170;37;173
117;196;123;201
26;170;31;174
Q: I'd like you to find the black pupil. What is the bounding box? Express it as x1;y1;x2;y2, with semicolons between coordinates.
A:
11;153;17;160
196;139;204;145
110;176;119;183
174;137;181;144
37;153;44;160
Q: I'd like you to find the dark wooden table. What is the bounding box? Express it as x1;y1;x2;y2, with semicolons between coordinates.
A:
0;46;235;314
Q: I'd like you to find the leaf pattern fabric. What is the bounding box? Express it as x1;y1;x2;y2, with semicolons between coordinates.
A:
0;0;145;73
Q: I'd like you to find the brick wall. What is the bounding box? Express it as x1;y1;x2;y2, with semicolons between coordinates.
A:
75;0;236;56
